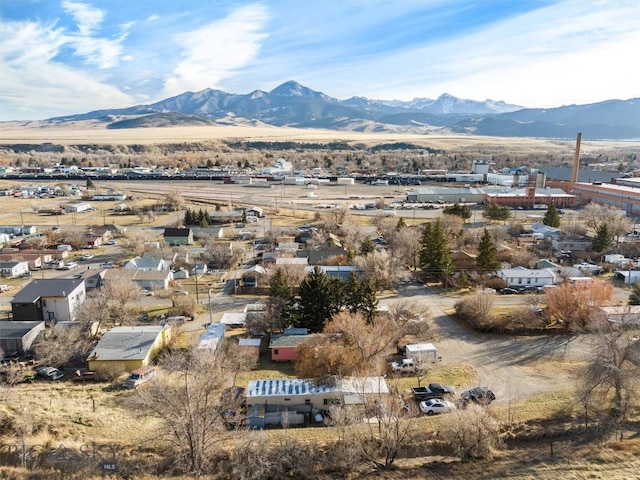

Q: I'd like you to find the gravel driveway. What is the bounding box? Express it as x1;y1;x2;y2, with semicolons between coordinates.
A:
385;281;594;404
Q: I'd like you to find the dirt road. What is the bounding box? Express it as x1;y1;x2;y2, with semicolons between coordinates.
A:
383;280;593;405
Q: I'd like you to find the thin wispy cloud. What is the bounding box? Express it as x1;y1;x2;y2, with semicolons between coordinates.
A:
62;0;104;35
162;4;269;97
0;0;637;120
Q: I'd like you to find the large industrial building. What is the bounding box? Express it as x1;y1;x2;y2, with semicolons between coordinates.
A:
573;182;640;215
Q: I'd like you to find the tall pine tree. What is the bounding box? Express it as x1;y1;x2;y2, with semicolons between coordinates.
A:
476;228;499;272
268;268;297;327
592;223;613;252
297;267;338;332
543;204;561;227
419;219;453;279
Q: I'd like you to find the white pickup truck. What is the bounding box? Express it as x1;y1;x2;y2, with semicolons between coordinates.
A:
389;358;416;373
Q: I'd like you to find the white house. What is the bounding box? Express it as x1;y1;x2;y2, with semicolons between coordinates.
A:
0;260;30;278
11;278;86;322
497;267;557;288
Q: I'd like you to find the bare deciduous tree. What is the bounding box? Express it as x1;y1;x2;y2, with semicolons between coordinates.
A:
328;390;416;470
130;350;238;476
163;189;185;212
545;280;614;330
579;315;640;416
389;226;423;270
441;404;501;460
455;292;495;330
355;250;396;290
584;203;634;243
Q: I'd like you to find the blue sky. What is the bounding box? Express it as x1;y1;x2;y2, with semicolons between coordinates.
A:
1;0;638;121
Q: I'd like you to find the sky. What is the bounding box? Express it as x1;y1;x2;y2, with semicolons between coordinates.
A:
0;0;638;121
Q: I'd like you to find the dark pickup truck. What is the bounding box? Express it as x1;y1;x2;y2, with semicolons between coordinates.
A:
412;383;455;401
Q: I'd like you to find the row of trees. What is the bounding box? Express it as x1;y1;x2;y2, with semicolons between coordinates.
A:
262;267;379;333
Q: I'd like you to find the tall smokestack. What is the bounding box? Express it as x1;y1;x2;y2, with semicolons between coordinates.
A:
570;132;582;184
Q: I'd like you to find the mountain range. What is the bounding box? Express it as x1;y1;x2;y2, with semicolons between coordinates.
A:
45;81;639;139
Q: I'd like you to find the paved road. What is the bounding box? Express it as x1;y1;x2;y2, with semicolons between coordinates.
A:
382;280;593;405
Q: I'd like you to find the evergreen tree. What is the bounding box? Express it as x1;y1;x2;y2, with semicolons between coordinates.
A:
359;237;376;256
543;204;561;228
86;178;95;189
241;209;247;223
297;267;337;332
419;219;453;279
483;203;511;222
592;223;613;252
268;268;296;325
476;228;500;272
344;272;378;322
184;208;194;225
443;203;472;221
629;282;640;305
396;217;407;231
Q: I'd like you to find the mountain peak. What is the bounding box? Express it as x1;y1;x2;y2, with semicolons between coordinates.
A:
270;80;325;98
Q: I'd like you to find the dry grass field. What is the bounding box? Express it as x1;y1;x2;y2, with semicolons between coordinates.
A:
1;122;635;156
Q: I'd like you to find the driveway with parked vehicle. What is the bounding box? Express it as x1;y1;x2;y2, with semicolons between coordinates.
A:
387;280;595;406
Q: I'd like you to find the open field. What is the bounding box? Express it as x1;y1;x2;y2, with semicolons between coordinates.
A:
1;123;636;155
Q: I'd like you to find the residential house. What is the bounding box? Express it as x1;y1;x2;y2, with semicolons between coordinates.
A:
82;232;103;249
0;260;30;278
246;207;264;218
103;269;174;290
0;321;45;354
530;223;562;239
11;278;86;322
451;250;477;271
87;325;172;372
242;265;267;288
124;253;172;271
537;259;584;280
0;253;43;271
304;265;363;280
551;236;592;252
303;247;349;265
191;226;225;239
163;227;193;246
269;328;314;362
246;376;388;429
497;266;557;288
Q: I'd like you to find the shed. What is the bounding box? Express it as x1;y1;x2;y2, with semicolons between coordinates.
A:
0;321;45;354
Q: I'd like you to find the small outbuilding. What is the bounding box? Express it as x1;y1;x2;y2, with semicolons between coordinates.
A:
0;321;45;354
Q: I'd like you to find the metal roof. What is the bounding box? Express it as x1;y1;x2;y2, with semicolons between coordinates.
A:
246;378;339;398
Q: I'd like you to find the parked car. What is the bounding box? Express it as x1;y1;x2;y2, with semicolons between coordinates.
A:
61;261;78;270
141;289;155;296
461;387;496;406
419;398;456;415
35;366;64;381
105;240;117;245
100;262;114;269
501;288;519;295
173;290;189;296
81;253;94;261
